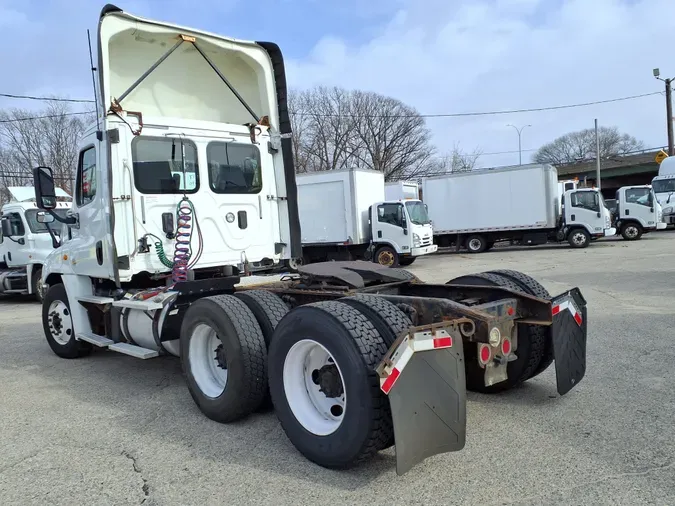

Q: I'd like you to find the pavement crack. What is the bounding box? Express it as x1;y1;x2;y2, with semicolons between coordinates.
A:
122;450;150;503
0;449;43;475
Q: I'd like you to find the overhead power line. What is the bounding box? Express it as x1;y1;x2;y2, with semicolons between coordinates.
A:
0;111;95;124
0;93;95;104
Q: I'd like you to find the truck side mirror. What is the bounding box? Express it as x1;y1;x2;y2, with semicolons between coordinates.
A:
36;211;55;224
33;166;57;210
0;217;11;237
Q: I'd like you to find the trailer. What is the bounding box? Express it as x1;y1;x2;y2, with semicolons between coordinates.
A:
30;4;589;476
0;186;71;301
422;164;615;253
384;180;420;201
296;169;436;267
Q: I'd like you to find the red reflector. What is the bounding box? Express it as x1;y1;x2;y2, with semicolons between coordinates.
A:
502;338;511;355
552;305;561;316
433;336;453;349
381;368;401;394
574;312;583;326
507;306;514;316
480;345;490;363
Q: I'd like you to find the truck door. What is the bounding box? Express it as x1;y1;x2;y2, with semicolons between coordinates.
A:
621;187;655;227
372;202;409;253
566;191;604;234
0;212;29;266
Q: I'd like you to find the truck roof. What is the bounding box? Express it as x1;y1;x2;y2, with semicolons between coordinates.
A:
7;186;70;202
422;163;556;181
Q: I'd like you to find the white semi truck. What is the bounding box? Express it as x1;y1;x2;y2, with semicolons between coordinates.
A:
296;168;436;268
384;180;420;201
0;186;71;301
422;164;615;253
30;4;590;476
609;185;666;240
651;156;675;226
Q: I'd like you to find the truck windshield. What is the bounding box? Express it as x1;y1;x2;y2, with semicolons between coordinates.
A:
24;209;69;233
405;201;431;225
652;179;675;194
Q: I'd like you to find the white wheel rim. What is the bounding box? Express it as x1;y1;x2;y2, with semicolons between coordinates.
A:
572;232;586;245
189;324;228;398
289;258;302;270
47;300;72;345
37;281;45;300
283;339;346;436
469;239;482;251
625;226;638;238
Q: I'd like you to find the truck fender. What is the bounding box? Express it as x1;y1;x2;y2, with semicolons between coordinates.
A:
60;274;96;337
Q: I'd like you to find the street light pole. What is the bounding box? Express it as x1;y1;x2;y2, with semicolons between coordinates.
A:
507;124;531;165
653;68;674;156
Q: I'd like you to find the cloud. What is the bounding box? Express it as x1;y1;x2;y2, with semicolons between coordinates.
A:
287;0;675;166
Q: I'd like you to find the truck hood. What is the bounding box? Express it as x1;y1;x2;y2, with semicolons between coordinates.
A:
97;4;280;128
7;186;69;203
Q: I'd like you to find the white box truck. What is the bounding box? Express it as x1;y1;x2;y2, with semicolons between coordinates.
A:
651;156;675;226
296;168;436;267
610;185;666;239
385;180;420;201
422;164;615;253
0;186;71;301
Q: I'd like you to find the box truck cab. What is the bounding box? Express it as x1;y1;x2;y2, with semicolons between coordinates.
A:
562;188;615;245
296;168;436;267
0;186;71;300
612;185;666;240
652;156;675;226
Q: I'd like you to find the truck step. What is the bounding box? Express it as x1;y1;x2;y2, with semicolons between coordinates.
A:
108;342;159;359
76;332;114;347
77;295;116;304
4;289;28;294
112;299;164;311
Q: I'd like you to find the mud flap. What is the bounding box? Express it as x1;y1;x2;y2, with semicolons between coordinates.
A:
551;288;587;395
376;325;467;476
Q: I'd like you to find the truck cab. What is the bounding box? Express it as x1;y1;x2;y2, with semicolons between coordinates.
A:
561;188;615;244
613;185;665;240
0;186;71;300
370;198;436;266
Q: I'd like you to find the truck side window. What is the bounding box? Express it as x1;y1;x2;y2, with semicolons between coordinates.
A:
76;146;98;206
207;142;262;194
570;192;599;212
131;137;199;194
4;213;26;236
625;188;651;206
377;203;403;227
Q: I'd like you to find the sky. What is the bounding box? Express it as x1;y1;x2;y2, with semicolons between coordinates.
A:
1;0;675;168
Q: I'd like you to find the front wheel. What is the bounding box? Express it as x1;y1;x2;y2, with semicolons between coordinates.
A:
268;301;392;469
620;222;643;241
465;234;488;253
374;246;399;267
398;256;416;266
42;283;92;359
567;229;590;248
32;267;45;303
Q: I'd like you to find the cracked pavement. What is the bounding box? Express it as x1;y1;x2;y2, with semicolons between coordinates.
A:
1;233;674;505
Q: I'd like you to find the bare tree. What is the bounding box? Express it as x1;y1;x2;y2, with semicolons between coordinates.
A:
0;101;90;205
534;126;645;165
424;143;483;177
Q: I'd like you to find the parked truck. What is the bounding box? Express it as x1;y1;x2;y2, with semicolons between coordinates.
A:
422;164;615;253
30;4;590;476
384;180;420;201
0;186;71;301
296;168;436;268
651;156;675;226
609;185;666;240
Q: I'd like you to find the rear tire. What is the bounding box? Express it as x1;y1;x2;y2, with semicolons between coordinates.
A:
567;228;590;248
42;283;93;359
486;269;554;379
389;267;420;282
268;301;393;469
180;294;268;423
446;272;545;392
465;234;488;253
620;222;643;241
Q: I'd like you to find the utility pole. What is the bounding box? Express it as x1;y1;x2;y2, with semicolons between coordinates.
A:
595;118;601;190
506;124;531;165
653;68;674;156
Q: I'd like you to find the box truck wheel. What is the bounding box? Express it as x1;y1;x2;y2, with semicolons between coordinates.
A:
32;266;45;303
486;269;554;379
446;272;546;392
465;235;488;253
620;222;643;241
268;301;393;469
567;228;590;248
42;283;93;359
399;257;416;266
374;246;399;267
180;294;268;423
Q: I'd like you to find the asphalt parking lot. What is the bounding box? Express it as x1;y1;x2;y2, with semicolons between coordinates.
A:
1;233;674;506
